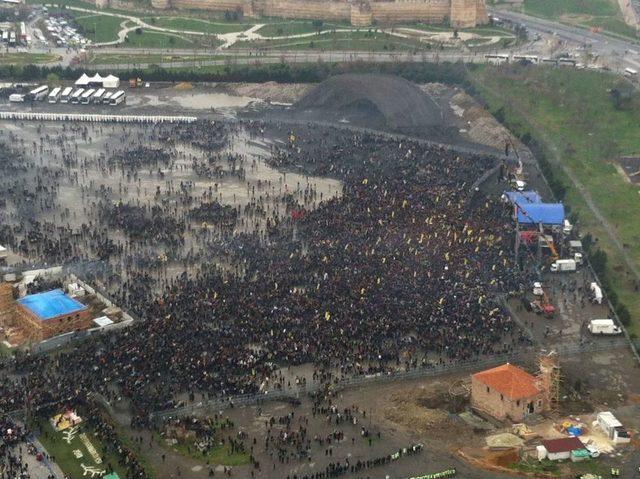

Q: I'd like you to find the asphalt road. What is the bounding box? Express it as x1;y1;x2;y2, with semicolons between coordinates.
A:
491;9;640;70
9;9;640;75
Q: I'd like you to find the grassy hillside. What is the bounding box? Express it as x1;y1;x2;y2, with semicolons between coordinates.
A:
471;65;640;336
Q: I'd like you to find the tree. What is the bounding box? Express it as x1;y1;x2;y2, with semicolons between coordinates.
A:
312;19;324;33
610;80;636;110
46;73;61;86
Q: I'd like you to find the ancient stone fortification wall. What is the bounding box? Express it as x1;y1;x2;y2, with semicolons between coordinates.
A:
350;5;373;27
171;0;245;12
259;0;351;21
450;0;482;27
120;0;488;27
371;0;450;24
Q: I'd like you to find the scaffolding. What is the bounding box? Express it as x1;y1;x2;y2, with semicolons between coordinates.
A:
537;350;561;414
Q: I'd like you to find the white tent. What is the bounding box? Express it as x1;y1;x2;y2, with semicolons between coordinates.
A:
88;73;104;83
103;74;120;88
75;73;91;86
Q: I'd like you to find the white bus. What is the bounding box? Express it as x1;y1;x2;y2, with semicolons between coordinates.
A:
558;58;577;67
484;54;509;65
60;86;73;103
70;88;85;104
102;91;113;104
513;54;539;64
1;31;8;42
80;88;95;104
9;31;16;45
110;90;126;105
92;88;106;103
48;87;62;103
624;67;638;76
29;85;49;101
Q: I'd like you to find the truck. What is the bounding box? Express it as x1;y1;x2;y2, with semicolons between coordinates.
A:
588;319;621;335
9;93;25;103
550;259;577;273
589;282;603;304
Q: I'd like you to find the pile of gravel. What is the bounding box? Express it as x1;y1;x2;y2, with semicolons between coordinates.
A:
295;74;442;131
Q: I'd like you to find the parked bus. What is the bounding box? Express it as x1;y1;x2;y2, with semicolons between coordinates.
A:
48;87;62;103
60;87;73;103
92;88;105;104
484;54;509;65
102;91;113;104
558;58;577;67
29;85;49;101
624;67;638;76
80;88;95;104
9;31;16;45
513;54;539;64
1;31;8;42
110;90;126;105
70;88;85;104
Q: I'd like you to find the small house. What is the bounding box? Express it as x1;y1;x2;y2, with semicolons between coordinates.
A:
538;437;586;461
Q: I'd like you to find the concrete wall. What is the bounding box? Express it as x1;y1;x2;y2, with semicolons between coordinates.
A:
471;376;541;422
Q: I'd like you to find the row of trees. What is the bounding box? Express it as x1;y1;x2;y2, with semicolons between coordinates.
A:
0;60;475;85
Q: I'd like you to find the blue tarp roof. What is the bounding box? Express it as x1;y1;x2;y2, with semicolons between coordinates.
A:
18;289;87;321
517;203;565;225
504;191;542;204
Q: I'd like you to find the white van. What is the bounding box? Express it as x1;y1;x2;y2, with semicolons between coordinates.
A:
588;319;621;335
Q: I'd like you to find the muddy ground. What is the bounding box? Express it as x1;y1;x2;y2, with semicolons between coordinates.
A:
2;78;639;478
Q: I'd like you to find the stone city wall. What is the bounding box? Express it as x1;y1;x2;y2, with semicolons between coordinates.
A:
258;0;351;21
371;0;450;24
99;0;488;27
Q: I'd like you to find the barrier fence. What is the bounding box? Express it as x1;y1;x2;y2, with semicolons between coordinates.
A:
148;338;628;422
0;111;197;124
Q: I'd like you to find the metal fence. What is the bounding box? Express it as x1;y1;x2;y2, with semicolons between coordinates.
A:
149;338;627;422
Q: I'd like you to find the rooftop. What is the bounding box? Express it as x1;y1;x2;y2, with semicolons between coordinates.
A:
473;363;540;401
516;203;565;226
542;437;585;453
18;289;87;321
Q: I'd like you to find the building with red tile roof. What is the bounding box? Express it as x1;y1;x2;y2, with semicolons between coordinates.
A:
471;363;546;422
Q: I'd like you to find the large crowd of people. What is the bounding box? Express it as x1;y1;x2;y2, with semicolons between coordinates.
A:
0;119;525;436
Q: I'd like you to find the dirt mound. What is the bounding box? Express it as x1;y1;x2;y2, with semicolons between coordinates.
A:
295;74;442;132
383;384;470;434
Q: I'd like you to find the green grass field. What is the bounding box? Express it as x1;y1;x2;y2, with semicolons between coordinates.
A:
471;65;640;336
123;30;208;48
523;0;639;39
156;432;250;467
257;21;345;37
33;418;130;479
582;16;639;38
237;30;436;51
87;53;224;64
143;16;248;35
73;13;124;43
0;53;61;65
524;0;618;18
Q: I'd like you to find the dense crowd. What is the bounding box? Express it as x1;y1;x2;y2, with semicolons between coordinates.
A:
0;119;525;430
0;416;39;479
